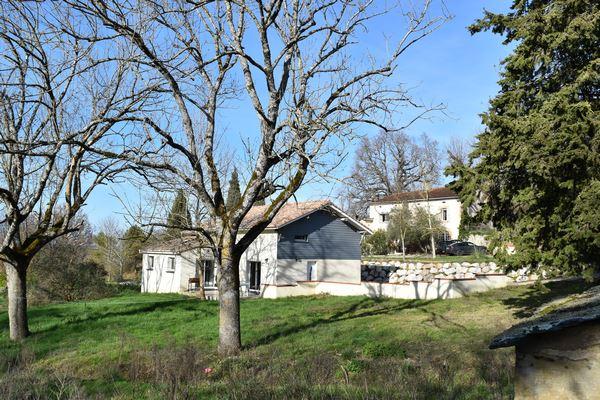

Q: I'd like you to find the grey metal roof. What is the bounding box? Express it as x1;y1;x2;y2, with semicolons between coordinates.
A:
489;285;600;349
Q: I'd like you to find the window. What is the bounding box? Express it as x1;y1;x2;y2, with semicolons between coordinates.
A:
381;213;389;222
442;208;448;221
147;256;154;270
203;260;215;287
294;234;308;242
249;261;261;291
167;257;175;272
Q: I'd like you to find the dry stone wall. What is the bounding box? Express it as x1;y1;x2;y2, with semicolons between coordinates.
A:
361;261;532;284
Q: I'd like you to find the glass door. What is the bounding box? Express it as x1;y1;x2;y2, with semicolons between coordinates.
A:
249;261;261;291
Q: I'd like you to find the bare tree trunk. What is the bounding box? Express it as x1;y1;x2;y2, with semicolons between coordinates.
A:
198;266;206;301
5;260;30;340
401;235;406;261
430;233;437;259
217;236;241;355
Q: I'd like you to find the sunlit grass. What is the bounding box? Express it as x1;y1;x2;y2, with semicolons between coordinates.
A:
0;280;590;399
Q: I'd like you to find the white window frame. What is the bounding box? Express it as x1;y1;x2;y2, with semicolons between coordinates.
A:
167;256;176;272
147;255;154;270
248;261;261;292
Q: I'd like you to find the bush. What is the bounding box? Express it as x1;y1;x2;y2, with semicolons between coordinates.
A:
29;226;113;303
361;230;389;255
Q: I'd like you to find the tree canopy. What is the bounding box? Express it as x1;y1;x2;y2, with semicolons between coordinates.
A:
447;0;599;276
342;131;441;217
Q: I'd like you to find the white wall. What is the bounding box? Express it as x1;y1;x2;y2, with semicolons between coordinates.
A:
366;198;462;239
141;249;213;294
141;253;181;293
276;259;361;285
179;248;214;292
263;275;513;299
238;232;278;292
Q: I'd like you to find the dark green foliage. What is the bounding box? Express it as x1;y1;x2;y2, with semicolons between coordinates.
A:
226;169;242;210
361;230;389;255
166;189;192;237
362;342;406;359
448;0;600;276
122;225;146;277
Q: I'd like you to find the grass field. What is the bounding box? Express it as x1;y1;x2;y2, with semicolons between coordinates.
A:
0;280;592;399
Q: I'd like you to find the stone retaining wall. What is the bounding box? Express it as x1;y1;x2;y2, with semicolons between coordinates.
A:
361;261;533;284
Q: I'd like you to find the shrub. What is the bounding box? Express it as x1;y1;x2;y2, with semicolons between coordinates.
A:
361;230;389;255
29;225;113;303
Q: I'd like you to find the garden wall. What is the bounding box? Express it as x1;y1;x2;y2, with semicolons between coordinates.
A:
361;261;534;284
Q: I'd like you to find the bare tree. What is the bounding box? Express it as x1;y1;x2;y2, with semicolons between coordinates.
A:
91;217;126;281
0;1;151;340
342;131;442;218
387;202;412;260
69;0;448;355
445;136;473;169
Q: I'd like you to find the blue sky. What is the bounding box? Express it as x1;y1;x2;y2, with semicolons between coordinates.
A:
85;1;513;229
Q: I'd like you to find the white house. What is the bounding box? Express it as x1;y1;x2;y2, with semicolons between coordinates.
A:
140;201;372;298
363;187;462;240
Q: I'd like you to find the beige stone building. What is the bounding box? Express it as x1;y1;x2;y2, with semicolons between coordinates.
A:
490;286;600;400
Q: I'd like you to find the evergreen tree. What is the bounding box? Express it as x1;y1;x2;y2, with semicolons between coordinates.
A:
122;225;146;276
166;189;192;238
448;0;599;277
226;169;242;210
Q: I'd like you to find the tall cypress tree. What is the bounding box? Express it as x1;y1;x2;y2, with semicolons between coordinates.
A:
448;0;599;277
122;225;146;275
226;169;242;210
166;189;191;238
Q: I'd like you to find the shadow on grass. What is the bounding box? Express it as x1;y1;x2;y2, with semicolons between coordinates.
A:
247;298;430;349
502;279;596;318
0;298;210;340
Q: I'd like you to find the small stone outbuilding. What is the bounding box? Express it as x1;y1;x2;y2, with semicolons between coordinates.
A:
490;285;600;400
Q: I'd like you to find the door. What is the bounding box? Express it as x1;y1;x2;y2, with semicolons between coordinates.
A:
203;260;215;287
249;261;261;291
306;261;317;281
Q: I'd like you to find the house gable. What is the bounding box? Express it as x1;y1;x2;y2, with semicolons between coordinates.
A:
276;209;361;260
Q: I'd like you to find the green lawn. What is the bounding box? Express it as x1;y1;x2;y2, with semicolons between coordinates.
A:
0;280;592;399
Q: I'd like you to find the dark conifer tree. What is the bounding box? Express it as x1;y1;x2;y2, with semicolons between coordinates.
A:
166;189;192;238
226;169;242;210
448;0;599;277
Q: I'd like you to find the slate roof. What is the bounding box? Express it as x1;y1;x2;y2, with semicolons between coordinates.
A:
371;187;458;204
141;200;370;254
240;200;331;230
489;285;600;349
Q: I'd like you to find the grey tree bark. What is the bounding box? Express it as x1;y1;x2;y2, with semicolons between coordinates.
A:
216;237;242;355
5;259;30;340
